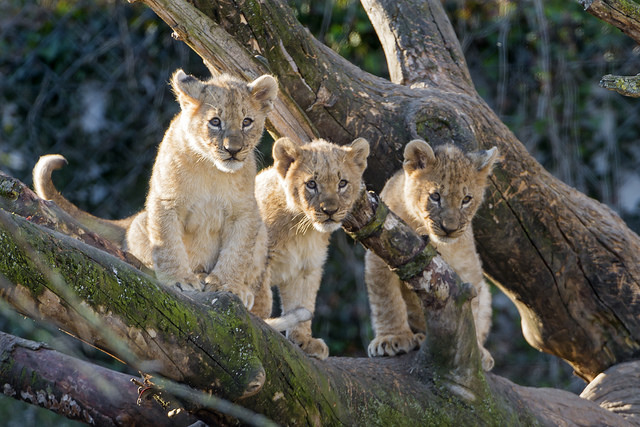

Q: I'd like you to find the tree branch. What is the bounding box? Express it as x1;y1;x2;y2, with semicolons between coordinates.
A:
0;330;197;426
579;0;640;45
3;172;629;424
361;0;473;89
600;73;640;97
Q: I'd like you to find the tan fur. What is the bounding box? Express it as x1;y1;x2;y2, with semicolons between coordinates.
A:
365;140;498;371
33;70;278;318
255;137;369;359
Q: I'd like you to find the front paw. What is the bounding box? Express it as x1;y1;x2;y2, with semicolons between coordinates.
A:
368;331;425;357
289;330;329;360
203;274;255;310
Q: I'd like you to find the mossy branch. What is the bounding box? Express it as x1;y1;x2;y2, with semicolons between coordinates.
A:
579;0;640;45
600;74;640;97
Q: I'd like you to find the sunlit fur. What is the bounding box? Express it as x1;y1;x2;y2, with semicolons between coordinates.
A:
255;137;369;359
365;140;498;371
33;70;278;319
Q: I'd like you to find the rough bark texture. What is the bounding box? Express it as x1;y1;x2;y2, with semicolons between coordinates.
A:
581;360;640;423
134;0;640;382
0;331;196;426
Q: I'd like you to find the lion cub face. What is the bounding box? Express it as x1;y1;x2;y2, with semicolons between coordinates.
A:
402;140;498;244
171;70;277;173
273;137;370;232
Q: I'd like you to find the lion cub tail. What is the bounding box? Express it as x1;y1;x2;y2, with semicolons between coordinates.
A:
264;307;312;332
33;154;134;246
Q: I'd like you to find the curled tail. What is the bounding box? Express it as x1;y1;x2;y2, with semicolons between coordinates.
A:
33;154;135;246
264;307;311;332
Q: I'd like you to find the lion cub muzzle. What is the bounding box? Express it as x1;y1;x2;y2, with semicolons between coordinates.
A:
222;132;243;158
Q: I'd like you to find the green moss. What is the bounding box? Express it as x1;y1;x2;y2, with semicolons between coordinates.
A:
0;212;266;399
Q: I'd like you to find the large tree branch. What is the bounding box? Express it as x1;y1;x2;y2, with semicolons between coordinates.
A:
361;0;473;89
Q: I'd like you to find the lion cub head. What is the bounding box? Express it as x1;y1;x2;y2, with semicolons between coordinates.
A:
273;137;370;233
402;140;498;243
171;69;278;173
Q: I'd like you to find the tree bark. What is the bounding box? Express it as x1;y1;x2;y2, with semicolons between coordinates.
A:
135;0;640;382
0;331;197;426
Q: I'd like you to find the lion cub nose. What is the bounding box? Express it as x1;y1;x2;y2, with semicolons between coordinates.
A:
224;144;242;156
440;220;459;235
321;204;338;216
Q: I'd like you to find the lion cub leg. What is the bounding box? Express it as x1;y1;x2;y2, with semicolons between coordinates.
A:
365;251;425;357
133;209;204;291
472;279;494;371
202;214;266;310
278;267;329;360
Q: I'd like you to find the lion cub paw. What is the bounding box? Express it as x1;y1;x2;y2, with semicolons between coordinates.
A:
289;330;329;360
203;274;255;310
368;331;425;357
173;275;205;292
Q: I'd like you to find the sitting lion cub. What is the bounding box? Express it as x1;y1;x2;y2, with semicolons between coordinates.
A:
365;140;498;371
255;137;369;359
33;69;277;318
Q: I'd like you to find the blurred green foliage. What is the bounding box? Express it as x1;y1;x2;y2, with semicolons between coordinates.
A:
1;0;638;422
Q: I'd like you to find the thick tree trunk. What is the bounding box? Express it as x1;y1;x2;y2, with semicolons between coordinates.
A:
136;0;640;382
0;173;630;425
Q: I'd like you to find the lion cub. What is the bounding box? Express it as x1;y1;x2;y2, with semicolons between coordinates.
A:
365;140;498;371
255;137;369;359
33;70;277;317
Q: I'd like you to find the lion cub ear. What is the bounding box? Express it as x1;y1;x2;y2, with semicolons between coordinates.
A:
248;75;278;113
171;69;204;109
346;138;370;172
273;137;300;178
403;139;435;173
471;147;499;174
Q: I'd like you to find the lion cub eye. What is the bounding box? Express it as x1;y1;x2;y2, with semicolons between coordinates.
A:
338;179;348;189
462;195;472;205
209;117;222;130
430;192;441;202
242;117;253;128
306;180;317;190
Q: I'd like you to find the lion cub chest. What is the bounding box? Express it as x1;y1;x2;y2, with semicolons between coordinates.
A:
270;230;329;284
177;171;248;270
